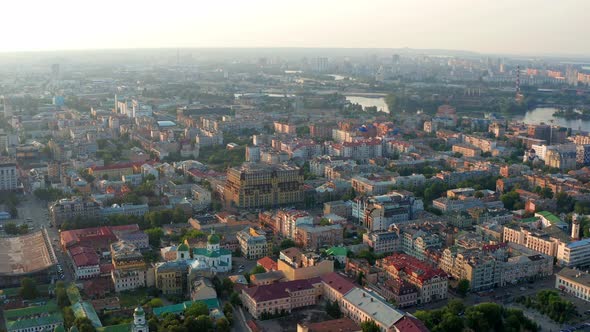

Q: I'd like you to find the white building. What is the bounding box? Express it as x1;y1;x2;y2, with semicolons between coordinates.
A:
237;227;268;259
192;232;232;273
0;160;17;191
341;288;405;331
556;267;590;302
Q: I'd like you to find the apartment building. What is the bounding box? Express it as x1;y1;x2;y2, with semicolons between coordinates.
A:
275;210;314;239
0;159;17;191
379;254;448;304
50;196;102;226
110;241;147;292
236;227;268;260
452;143;482;157
295;224;343;251
363;230;400;254
352;191;423;231
224;163;304;209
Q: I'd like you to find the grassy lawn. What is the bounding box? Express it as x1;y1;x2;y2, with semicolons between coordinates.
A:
118;288;149;308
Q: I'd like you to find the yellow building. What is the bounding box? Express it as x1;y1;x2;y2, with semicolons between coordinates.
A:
277;247;334;281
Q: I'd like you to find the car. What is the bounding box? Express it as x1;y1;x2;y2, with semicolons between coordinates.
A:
239;265;245;269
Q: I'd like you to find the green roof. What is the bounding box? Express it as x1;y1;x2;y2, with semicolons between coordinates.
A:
96;323;132;332
4;301;63;332
6;313;63;331
153;299;220;317
536;211;562;224
4;301;58;319
177;243;189;252
72;301;102;328
193;247;231;258
54;326;66;332
326;247;348;256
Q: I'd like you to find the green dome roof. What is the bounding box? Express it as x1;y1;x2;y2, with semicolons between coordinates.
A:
208;233;220;244
135;306;145;315
177;243;189;252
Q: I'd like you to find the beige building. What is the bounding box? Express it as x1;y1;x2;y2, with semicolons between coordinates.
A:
278;247;334;281
295;224;343;251
452;143;482;158
556;267;590;302
224;163;304;209
241;279;321;319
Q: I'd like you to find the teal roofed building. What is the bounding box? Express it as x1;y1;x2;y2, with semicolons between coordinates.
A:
72;301;103;328
192;231;232;273
4;301;64;332
326;246;348;265
152;298;220;317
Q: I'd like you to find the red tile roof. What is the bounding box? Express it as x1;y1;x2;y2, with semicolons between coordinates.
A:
381;254;447;283
70;246;99;267
90;161;143;171
320;272;356;296
257;257;278;272
393;316;430;332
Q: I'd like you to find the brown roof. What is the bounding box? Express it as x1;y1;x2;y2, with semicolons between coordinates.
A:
301;317;360;332
320;272;356;296
243;279;317;302
393;316;430;332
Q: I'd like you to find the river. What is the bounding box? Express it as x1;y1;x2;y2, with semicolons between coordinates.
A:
345;95;389;114
521;107;590;132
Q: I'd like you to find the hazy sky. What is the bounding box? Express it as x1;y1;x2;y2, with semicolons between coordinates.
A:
2;0;588;55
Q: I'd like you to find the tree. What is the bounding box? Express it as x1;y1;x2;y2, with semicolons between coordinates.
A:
19;277;39;300
326;301;342;318
216;317;231;332
279;238;297;249
194;315;213;331
250;265;266;275
457;279;470;297
185;302;209;318
145;228;164;247
62;306;76;329
147;298;164;308
74;317;96;332
230;291;242;306
319;218;331;226
500;190;521;210
4;222;19;235
221;278;234;296
360;319;380;332
56;284;70;308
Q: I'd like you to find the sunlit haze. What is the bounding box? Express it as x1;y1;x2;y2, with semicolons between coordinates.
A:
2;0;590;55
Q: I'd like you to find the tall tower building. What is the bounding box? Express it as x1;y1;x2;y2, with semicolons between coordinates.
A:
132;306;148;332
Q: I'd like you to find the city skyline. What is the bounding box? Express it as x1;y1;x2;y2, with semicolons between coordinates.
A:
2;0;590;56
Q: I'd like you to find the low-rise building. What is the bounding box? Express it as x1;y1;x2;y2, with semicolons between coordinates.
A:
69;246;100;280
556;267;590;302
341;288;405;332
241;279;321;319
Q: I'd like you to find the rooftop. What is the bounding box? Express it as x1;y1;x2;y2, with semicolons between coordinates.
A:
0;230;56;276
558;267;590;285
320;272;356;296
343;288;404;328
299;317;360;332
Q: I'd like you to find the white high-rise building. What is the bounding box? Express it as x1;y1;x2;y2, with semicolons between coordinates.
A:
0;159;17;191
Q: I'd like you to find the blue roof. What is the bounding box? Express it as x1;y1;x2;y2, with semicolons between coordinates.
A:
567;238;590;249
